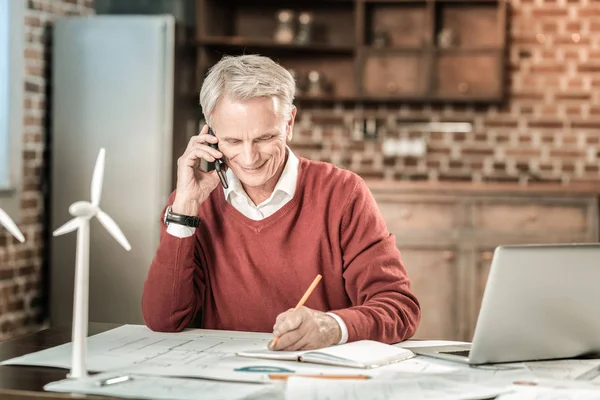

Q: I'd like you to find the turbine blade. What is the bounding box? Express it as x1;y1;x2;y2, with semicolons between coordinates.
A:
53;218;80;236
0;208;25;243
91;148;106;207
96;210;131;251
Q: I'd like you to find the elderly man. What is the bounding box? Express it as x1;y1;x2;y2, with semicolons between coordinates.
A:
142;54;420;351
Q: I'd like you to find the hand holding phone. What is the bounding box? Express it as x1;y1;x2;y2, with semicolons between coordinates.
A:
171;125;226;216
208;128;229;189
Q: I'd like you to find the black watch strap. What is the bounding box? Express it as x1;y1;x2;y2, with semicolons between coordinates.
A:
163;206;200;228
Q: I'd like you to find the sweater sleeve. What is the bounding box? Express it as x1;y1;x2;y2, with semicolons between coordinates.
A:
329;178;421;344
141;192;205;332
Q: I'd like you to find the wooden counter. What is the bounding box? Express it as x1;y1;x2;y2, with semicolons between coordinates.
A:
365;179;600;341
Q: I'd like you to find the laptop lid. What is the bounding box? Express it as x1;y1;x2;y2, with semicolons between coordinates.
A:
466;243;600;364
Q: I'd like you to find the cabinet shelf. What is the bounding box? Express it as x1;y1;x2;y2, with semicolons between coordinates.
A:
198;36;355;55
295;94;504;104
196;0;507;104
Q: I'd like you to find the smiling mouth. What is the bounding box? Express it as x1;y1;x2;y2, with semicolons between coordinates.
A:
242;162;266;171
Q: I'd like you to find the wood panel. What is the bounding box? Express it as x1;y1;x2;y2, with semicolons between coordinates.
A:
472;202;589;235
375;196;461;236
434;52;501;98
436;3;500;48
366;3;430;48
362;53;430;96
400;247;461;340
372;186;600;341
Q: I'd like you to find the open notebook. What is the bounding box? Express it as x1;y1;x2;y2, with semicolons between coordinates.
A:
236;340;415;369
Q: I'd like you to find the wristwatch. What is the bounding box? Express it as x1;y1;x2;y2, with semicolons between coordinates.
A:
163;206;200;228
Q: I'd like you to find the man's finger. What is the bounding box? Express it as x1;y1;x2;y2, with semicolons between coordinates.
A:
273;310;304;337
272;322;311;351
273;309;295;332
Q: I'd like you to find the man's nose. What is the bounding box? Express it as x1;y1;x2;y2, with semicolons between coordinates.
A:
241;143;259;165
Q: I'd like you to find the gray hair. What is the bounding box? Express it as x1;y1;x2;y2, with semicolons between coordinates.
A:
199;54;296;125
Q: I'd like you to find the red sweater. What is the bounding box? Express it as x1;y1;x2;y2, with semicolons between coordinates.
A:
142;158;421;344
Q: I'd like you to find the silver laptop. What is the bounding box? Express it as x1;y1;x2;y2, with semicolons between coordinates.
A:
412;243;600;365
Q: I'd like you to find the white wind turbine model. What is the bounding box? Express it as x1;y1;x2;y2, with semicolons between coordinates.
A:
0;208;25;243
53;148;131;379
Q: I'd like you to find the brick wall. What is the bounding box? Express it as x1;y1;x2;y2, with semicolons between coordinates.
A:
291;0;600;185
0;0;94;341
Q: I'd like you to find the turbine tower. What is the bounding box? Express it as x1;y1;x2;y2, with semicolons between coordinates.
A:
53;148;131;378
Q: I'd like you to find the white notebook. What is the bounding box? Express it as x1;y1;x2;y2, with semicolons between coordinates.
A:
236;340;415;369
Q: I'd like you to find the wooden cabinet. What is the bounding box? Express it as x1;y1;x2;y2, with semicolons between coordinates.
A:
369;184;600;341
400;247;462;340
195;0;508;104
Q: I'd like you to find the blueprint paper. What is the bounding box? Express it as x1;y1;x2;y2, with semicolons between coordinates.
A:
1;324;273;370
522;359;600;381
44;370;282;400
284;375;511;400
0;324;408;381
497;386;600;400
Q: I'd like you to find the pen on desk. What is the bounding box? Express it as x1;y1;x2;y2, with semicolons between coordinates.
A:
575;365;600;381
97;375;134;386
271;274;322;347
269;374;370;381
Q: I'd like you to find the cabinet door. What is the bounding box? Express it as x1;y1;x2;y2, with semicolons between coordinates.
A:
399;247;462;340
362;53;429;97
472;200;593;241
434;52;502;99
372;194;462;243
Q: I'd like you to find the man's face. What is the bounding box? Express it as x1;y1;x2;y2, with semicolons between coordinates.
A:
210;96;296;190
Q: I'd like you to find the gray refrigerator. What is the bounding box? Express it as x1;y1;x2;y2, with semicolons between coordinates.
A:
50;15;197;326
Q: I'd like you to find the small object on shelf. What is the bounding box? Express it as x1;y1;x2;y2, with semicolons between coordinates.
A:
372;29;389;48
386;81;398;94
438;28;458;48
274;9;296;44
306;70;331;97
295;11;314;45
288;68;306;94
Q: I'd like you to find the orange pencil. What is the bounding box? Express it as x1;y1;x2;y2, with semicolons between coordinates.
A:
271;274;322;346
269;374;370;381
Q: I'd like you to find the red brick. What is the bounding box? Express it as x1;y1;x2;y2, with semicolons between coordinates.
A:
549;149;586;157
578;7;600;16
579;63;600;72
571;120;600;129
531;8;569;17
565;22;582;31
555;36;591;45
505;149;542;157
531;64;567;73
555;92;591;101
565;106;582;117
461;147;495;155
587;136;600;144
513;92;545;100
529;119;564;128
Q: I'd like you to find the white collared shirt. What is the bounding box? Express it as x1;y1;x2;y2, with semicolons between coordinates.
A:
222;146;299;220
166;147;348;344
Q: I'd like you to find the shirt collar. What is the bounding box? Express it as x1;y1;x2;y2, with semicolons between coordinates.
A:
223;146;299;204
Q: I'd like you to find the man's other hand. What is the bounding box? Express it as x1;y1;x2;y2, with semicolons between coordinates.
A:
269;306;342;351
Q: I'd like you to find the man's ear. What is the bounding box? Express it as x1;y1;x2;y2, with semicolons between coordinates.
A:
285;106;297;142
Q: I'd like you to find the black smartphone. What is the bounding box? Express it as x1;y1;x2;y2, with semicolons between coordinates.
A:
208;127;228;189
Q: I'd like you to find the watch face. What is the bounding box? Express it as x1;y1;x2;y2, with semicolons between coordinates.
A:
163;206;172;226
